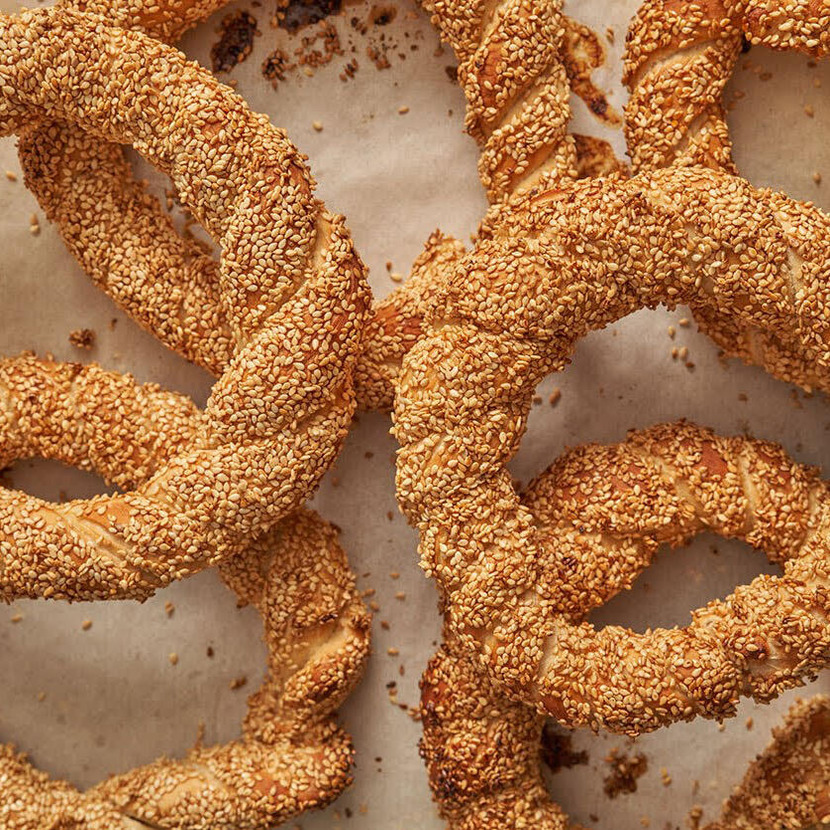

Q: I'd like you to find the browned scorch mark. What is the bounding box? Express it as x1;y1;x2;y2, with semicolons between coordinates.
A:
562;18;622;126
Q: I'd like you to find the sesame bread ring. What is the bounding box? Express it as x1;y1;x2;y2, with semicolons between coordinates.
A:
17;0;624;413
419;424;829;825
623;0;830;175
394;169;830;734
0;6;371;601
707;694;829;830
0;353;370;829
1;510;371;830
621;0;830;405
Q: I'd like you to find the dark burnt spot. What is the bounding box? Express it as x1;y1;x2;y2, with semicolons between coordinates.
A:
603;749;648;798
540;723;589;774
211;11;260;73
277;0;343;33
589;96;609;117
262;48;290;87
370;4;396;25
445;64;458;83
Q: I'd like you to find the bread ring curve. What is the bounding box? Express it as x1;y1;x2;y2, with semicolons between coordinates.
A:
623;0;830;175
0;6;371;601
0;353;371;829
395;165;830;734
16;0;623;413
419;422;830;825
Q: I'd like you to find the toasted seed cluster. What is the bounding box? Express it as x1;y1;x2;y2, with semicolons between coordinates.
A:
1;509;371;830
0;357;371;828
0;6;372;601
623;0;830;174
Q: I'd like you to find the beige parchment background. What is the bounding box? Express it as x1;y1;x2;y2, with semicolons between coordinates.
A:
0;0;829;827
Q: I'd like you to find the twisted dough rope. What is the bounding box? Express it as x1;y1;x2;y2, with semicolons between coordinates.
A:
422;641;829;828
395;188;830;731
17;0;623;412
0;5;372;601
623;0;830;175
0;354;371;830
622;0;830;390
419;423;829;827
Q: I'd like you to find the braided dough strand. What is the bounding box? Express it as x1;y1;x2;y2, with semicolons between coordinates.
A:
0;355;370;828
397;188;830;733
0;7;372;600
420;423;830;824
422;638;829;829
16;0;627;414
424;0;576;201
420;634;571;830
1;512;370;830
623;0;830;175
0;354;204;490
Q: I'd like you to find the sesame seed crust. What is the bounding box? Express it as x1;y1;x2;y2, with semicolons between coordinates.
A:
422;630;828;828
15;0;613;414
418;426;829;825
623;0;830;175
0;353;370;827
0;6;372;601
396;188;830;732
707;695;829;829
1;508;371;829
420;633;571;830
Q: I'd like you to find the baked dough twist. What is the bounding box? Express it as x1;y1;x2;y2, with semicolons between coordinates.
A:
17;0;623;413
0;354;371;829
623;0;830;175
622;0;830;456
395;172;830;731
0;6;371;601
708;694;829;829
422;636;828;829
420;423;829;826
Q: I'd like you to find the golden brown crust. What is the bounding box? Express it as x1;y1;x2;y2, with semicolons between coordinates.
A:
420;425;829;826
0;6;371;601
706;695;830;830
0;355;370;829
623;0;830;174
396;182;830;732
1;510;371;830
16;0;618;416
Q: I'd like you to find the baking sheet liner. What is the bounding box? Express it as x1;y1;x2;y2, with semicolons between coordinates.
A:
0;0;829;827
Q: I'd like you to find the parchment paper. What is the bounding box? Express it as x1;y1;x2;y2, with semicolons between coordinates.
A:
0;0;829;827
